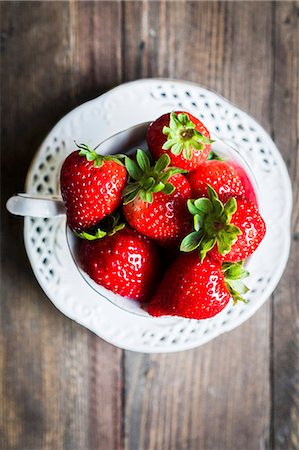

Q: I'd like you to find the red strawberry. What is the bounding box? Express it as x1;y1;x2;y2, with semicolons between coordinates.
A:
187;160;245;201
180;186;266;262
147;254;249;319
208;198;266;262
80;226;160;301
122;150;192;248
60;144;127;232
229;162;258;206
147;111;213;171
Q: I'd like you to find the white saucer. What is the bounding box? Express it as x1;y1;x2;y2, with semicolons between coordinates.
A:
24;79;292;353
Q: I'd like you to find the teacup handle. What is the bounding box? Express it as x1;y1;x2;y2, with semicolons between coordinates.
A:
6;194;66;218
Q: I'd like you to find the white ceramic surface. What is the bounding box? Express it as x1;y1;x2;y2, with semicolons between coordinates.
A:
24;79;292;353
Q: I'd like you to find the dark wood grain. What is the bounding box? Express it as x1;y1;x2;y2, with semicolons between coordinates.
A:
1;1;298;450
271;2;299;449
122;2;273;449
1;2;123;450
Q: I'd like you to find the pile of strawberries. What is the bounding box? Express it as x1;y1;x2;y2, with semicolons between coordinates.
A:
60;111;266;320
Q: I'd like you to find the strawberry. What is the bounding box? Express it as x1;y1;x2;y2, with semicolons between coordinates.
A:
60;144;127;232
229;162;258;206
80;226;160;301
147;254;249;319
122;150;192;248
187;160;246;201
147;111;213;171
180;186;266;262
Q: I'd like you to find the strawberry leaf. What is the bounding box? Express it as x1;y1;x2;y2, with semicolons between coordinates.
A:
161;112;214;160
223;261;250;304
122;182;141;196
76;143;124;167
194;214;203;232
125;157;143;180
194;132;214;144
183;146;192;160
224;197;237;219
173;143;184;155
76;229;107;240
181;185;241;260
187;199;200;216
162;182;175;195
103;155;125;166
75;212;126;240
145;191;153;203
191;141;205;151
109;223;126;235
194;198;213;214
222;262;249;280
136;149;151;172
154;154;171;172
167;167;188;175
143;177;155;191
177;113;191;126
123;187;142;204
180;231;203;252
207;185;224;215
139;190;146;201
217;224;241;255
162;139;177;150
228;279;249;294
152;181;165;193
199;237;217;262
162;126;171;135
207;151;222;161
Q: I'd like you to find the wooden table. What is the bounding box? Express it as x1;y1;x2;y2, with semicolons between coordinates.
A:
1;2;298;449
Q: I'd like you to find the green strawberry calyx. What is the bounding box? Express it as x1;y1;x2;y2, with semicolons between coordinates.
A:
180;185;242;261
75;213;125;240
122;149;187;204
207;151;222;161
222;261;250;304
162;112;214;160
76;143;125;167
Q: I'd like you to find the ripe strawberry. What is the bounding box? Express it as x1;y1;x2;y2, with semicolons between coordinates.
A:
229;162;258;206
180;186;266;262
80;226;160;301
187;160;245;201
147;254;249;319
122;150;192;248
60;144;127;232
147;111;213;171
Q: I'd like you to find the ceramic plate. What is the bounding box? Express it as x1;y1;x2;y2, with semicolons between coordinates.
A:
24;79;292;353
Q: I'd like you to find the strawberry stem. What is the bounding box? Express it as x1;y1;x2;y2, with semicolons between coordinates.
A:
162;112;214;160
122;149;187;204
180;185;242;261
